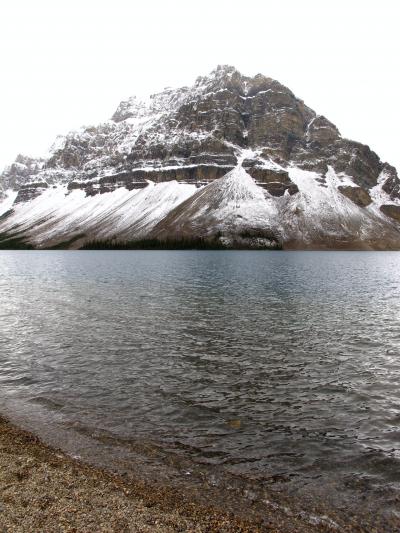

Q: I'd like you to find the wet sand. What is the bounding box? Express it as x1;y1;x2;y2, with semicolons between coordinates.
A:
0;415;389;533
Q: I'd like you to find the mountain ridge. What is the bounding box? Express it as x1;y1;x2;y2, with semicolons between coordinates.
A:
1;65;400;250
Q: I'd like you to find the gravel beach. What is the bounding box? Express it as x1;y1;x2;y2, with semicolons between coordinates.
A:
0;415;393;533
0;415;267;533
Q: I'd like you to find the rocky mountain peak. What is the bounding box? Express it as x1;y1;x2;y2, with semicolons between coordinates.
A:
111;96;148;123
195;64;241;87
194;64;282;99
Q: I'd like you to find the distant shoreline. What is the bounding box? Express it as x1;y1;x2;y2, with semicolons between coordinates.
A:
1;237;399;252
0;232;282;251
1;225;400;251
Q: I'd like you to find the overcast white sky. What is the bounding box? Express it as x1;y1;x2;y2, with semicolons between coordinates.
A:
0;0;399;171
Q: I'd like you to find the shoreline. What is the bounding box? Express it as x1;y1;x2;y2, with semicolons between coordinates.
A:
0;415;264;532
0;414;367;533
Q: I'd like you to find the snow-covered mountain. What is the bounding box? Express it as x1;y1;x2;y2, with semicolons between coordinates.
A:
1;65;400;249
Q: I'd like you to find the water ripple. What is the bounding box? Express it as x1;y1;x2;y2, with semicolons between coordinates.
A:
1;250;400;517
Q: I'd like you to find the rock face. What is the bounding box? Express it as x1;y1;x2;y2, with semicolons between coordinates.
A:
380;204;400;222
338;186;372;207
0;65;400;249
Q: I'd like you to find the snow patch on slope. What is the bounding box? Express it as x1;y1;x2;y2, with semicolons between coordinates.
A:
276;165;394;245
212;165;267;219
287;166;368;222
151;163;279;242
0;190;18;217
370;170;400;207
0;181;197;247
211;165;277;226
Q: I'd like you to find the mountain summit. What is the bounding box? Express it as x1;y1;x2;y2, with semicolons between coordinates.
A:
1;65;400;249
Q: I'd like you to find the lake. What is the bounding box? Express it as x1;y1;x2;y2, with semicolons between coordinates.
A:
1;250;400;527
